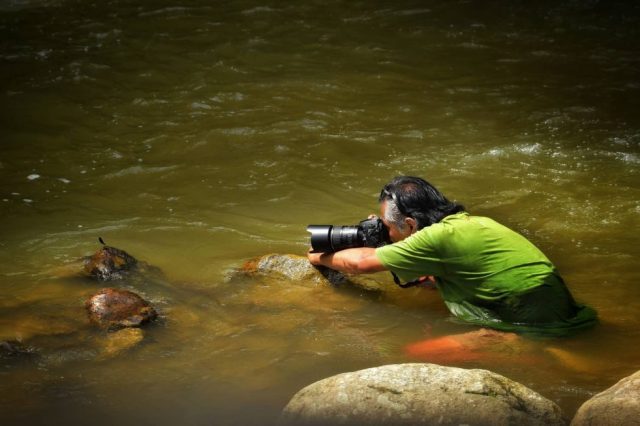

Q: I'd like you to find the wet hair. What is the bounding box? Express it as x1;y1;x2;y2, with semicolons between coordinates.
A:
378;176;465;230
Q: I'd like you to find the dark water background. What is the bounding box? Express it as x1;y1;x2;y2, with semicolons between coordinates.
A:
1;0;639;424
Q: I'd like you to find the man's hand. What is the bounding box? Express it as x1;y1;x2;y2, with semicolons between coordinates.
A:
307;248;325;266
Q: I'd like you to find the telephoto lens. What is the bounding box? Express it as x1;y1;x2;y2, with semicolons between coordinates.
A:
306;225;360;253
307;218;389;253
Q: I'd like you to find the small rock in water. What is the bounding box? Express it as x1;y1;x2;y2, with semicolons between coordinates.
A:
86;288;157;330
83;244;138;281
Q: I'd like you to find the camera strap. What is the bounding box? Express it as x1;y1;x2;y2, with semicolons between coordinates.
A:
391;272;429;288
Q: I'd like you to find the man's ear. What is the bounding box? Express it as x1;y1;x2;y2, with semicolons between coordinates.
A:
405;217;418;234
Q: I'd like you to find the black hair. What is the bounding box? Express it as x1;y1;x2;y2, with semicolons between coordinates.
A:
378;176;465;230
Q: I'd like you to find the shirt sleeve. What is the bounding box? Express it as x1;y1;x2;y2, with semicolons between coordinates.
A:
375;226;446;282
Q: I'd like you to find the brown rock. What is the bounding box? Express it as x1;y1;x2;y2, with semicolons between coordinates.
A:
85;288;157;330
83;245;138;281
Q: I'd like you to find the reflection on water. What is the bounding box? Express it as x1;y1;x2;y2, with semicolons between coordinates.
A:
1;0;639;424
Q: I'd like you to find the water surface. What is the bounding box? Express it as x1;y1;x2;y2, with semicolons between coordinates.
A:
1;1;639;424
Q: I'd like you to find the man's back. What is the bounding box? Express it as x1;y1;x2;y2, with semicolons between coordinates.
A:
376;212;597;335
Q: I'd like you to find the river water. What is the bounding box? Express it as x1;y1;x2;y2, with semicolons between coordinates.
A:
1;0;639;424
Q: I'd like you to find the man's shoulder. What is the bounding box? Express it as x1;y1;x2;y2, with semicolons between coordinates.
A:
426;211;474;234
422;212;508;247
439;212;504;232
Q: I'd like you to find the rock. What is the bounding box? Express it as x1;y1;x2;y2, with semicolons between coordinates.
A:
85;288;157;330
83;244;138;281
237;253;386;292
279;363;565;426
97;328;145;360
1;340;36;358
571;370;640;426
1;312;78;342
240;253;338;283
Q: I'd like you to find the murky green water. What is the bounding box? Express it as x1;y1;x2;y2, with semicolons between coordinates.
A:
1;0;639;424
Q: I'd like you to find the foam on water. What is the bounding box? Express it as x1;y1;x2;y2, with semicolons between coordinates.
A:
103;165;179;179
241;6;278;15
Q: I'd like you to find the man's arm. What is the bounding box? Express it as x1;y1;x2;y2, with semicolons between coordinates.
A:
307;247;387;274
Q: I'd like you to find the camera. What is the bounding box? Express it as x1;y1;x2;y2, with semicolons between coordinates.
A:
307;218;390;253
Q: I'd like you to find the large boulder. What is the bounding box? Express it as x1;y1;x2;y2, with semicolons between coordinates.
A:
280;363;565;426
571;369;640;426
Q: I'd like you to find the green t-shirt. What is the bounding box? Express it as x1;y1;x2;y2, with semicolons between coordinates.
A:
376;212;597;336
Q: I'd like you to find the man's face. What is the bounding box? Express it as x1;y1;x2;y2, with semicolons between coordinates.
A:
379;200;413;243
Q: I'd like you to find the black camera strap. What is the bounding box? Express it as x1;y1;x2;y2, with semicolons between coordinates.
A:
391;271;429;288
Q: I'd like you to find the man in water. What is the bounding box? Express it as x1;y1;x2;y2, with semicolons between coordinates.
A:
307;176;597;337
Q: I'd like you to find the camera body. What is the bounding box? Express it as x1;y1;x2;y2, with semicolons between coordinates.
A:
307;218;390;253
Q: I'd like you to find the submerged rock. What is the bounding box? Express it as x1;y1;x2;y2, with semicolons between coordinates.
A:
1;340;36;359
97;328;145;360
238;253;386;292
571;369;640;426
280;363;565;426
85;288;157;330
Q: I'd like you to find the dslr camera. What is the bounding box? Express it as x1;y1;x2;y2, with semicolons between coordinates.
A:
307;218;390;253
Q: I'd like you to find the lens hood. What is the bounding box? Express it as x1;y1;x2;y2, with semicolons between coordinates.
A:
306;225;334;253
